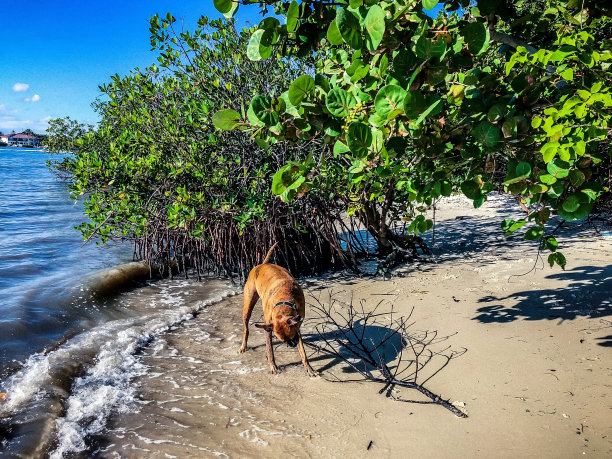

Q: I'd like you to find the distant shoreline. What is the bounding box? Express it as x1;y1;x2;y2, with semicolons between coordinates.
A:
0;146;44;152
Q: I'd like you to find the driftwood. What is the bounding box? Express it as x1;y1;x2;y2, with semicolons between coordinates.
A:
306;293;468;418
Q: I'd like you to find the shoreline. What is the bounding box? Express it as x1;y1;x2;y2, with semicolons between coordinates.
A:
96;195;612;458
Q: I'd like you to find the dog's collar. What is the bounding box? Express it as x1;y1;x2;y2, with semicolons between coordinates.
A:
274;301;297;311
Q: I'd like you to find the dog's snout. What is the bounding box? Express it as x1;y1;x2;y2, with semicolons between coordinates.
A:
287;338;299;348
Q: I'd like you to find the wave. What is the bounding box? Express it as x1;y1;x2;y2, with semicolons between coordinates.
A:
0;278;237;457
83;261;154;296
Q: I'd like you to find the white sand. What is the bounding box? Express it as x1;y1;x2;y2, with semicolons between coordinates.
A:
103;194;612;458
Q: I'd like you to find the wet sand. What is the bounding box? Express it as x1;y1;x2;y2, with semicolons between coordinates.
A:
101;195;612;458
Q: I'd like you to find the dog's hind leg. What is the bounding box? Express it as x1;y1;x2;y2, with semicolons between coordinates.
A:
239;275;259;353
296;332;318;377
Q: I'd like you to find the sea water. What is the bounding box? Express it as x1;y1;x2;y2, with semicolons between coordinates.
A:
0;148;235;456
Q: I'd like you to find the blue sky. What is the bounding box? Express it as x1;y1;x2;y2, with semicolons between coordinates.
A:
0;0;266;134
0;1;441;135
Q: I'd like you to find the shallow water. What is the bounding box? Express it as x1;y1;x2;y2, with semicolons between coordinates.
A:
0;147;133;371
0;148;237;456
98;294;318;458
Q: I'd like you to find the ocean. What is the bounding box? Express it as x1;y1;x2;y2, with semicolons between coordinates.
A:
0;147;237;456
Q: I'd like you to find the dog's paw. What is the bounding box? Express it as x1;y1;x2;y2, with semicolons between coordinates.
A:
238;346;247;354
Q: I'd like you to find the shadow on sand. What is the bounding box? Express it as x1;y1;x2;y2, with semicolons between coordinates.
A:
473;265;612;347
303;320;406;376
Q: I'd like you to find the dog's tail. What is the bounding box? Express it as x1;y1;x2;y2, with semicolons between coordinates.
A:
262;242;278;264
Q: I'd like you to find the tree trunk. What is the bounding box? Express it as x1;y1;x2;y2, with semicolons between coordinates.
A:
357;200;395;255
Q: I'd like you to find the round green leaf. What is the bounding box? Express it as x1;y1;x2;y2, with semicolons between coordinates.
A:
251;95;278;126
363;5;385;51
286;0;299;33
336;8;363;50
259;16;280;30
247;29;271;61
327;19;344;45
333;140;350;157
547;182;565;198
403;90;427;119
546;158;570;178
374;85;406;120
213;0;233;14
544;236;558;251
461;180;481;200
516;161;532;178
247;104;265;127
524;226;544;241
222;1;238;18
392;49;417;78
431;37;447;57
462;22;490;56
415;36;432;59
473;121;500;147
288;75;315;106
562;194;580;213
423;0;439;10
531;117;543;129
272;165;291;195
324;119;342;136
212;109;241;130
558;201;593;221
347;122;373;158
428;65;447;85
569;169;585;187
540;141;559;163
326;88;357;117
488;104;507;122
539;174;557;185
547;252;567;268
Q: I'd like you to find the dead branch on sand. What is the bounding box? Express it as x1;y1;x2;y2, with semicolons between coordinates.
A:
306;293;468;418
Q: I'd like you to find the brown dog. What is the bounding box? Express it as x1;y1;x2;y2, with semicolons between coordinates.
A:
239;243;317;377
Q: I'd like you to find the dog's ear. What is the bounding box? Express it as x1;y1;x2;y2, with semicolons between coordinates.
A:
255;323;273;332
286;315;303;327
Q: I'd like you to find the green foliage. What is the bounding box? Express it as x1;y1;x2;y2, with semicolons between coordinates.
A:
46;17;354;277
212;0;611;264
336;8;363;50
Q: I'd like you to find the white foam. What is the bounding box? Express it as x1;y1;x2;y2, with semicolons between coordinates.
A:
51;288;237;457
0;282;237;458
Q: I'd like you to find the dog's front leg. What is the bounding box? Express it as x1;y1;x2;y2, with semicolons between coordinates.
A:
296;333;318;377
264;328;280;374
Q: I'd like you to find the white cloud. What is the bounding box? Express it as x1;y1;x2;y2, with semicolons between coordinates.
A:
0;113;51;133
25;94;40;102
12;83;29;92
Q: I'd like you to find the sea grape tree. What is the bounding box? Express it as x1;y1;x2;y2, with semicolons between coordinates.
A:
214;0;612;268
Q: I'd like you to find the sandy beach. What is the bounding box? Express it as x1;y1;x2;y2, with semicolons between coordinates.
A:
99;194;612;458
